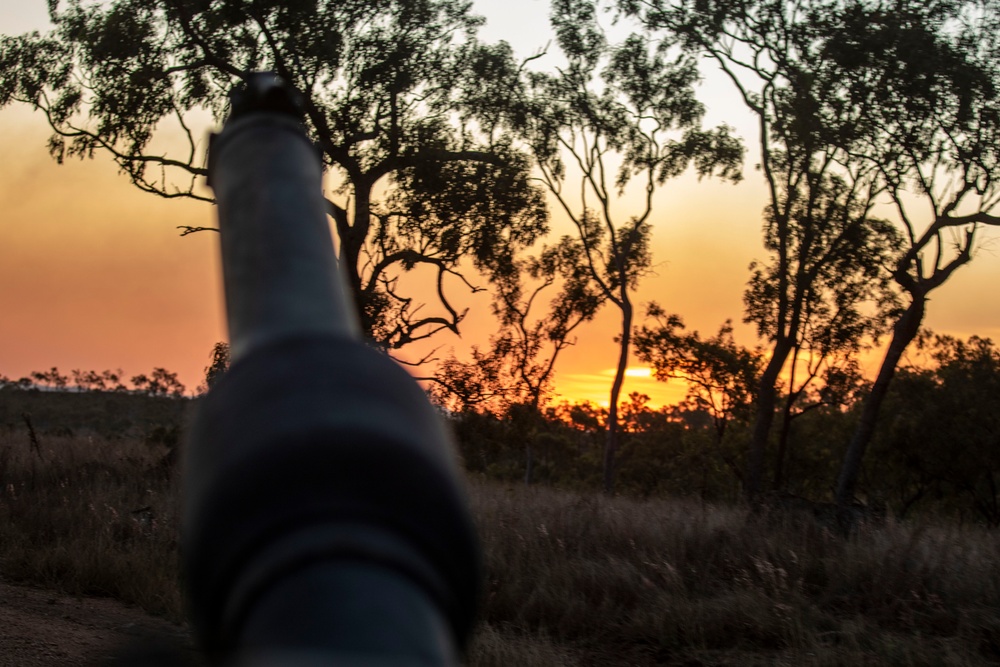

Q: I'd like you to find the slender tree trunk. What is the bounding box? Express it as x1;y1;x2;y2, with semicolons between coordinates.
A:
603;299;633;495
773;352;801;492
772;393;796;492
835;297;925;507
745;337;793;503
343;189;377;337
524;444;534;486
525;396;543;486
343;189;370;294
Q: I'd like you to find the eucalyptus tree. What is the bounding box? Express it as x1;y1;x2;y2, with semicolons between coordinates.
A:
829;1;1000;507
623;0;911;501
483;235;606;484
770;349;866;492
489;236;606;411
429;235;604;484
763;195;899;493
868;333;1000;525
517;0;743;493
634;307;761;451
430;234;604;416
634;307;762;483
745;175;900;499
0;0;548;350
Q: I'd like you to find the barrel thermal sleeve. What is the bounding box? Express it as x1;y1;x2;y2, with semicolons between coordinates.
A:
182;76;480;665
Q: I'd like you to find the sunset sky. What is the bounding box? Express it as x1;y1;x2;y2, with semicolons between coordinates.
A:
2;0;1000;407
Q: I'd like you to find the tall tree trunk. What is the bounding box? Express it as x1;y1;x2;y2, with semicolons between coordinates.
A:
745;337;793;503
835;297;925;507
772;392;796;492
343;188;371;294
524;444;534;486
343;188;380;338
772;351;802;493
525;395;544;486
603;299;633;495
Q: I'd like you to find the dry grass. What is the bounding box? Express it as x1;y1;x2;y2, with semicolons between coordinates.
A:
0;426;182;620
469;481;1000;665
1;420;999;665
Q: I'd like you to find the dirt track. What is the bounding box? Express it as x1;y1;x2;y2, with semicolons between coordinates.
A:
0;581;203;666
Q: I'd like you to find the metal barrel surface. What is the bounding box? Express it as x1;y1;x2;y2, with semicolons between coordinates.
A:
182;76;480;666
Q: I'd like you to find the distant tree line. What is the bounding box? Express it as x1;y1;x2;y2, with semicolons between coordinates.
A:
0;366;187;398
449;331;1000;526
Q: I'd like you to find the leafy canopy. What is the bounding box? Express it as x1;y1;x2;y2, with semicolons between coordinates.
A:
0;0;549;349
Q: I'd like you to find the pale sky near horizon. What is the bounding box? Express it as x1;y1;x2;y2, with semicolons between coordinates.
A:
1;0;999;407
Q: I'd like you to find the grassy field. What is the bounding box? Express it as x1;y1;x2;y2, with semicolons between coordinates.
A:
1;391;999;665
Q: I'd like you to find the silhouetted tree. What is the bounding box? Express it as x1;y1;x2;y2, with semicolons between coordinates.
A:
431;235;604;483
831;1;1000;507
101;369;129;392
495;235;607;483
635;307;761;447
625;0;918;501
494;235;606;410
31;366;68;390
0;0;548;351
634;306;762;482
71;369;106;392
517;0;743;493
868;333;1000;525
431;235;603;415
429;345;511;416
203;341;230;391
131;367;186;398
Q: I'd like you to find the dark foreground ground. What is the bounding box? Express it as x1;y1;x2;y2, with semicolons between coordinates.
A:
0;580;200;667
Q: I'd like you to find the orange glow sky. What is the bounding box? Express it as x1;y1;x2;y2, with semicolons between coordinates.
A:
2;2;1000;406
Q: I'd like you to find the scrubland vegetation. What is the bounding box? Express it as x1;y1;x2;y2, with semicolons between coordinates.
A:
2;388;1000;665
470;483;1000;666
3;0;999;661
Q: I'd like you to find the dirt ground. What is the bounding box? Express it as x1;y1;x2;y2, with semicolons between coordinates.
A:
0;580;204;666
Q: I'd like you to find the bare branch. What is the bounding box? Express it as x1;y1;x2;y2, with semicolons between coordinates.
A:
177;226;219;236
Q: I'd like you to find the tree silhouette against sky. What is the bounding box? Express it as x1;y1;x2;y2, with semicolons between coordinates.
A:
517;0;743;493
624;0;999;503
0;0;548;353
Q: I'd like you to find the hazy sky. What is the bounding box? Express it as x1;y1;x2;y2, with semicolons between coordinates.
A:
1;0;999;405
